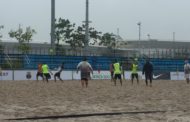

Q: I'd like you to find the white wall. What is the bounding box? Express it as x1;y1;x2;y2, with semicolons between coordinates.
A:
0;70;185;81
170;72;185;80
0;70;12;80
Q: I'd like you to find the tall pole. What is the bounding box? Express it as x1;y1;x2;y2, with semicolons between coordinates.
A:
137;22;141;41
173;32;175;42
51;0;55;50
137;22;141;56
117;28;119;40
173;32;175;57
114;28;120;57
84;0;89;54
147;34;150;40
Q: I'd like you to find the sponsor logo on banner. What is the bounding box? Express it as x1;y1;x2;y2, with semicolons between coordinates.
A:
170;72;185;80
0;72;9;76
92;73;111;79
26;72;32;79
153;72;170;80
153;74;163;79
0;70;12;80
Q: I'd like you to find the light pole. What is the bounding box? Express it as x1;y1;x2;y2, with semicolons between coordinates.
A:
84;0;89;55
147;34;150;40
51;0;55;51
137;22;141;41
137;22;141;56
147;33;151;57
173;32;175;58
173;32;175;42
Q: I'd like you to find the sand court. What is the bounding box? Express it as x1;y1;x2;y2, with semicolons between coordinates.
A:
0;80;190;122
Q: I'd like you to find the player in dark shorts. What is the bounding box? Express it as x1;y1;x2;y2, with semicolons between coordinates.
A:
143;59;153;87
54;62;64;82
131;58;139;85
36;63;44;81
113;60;123;86
77;57;93;88
42;63;53;82
110;63;114;82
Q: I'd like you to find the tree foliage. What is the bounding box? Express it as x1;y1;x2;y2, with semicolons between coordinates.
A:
55;18;102;54
0;25;4;54
55;18;75;54
9;26;36;54
0;25;3;39
55;18;75;45
99;33;116;49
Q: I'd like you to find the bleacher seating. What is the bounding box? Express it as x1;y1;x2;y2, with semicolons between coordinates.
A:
0;54;185;72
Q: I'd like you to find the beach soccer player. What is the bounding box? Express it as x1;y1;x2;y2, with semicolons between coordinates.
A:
142;59;153;87
109;62;114;81
77;57;93;88
54;62;64;82
113;60;123;86
42;63;53;83
131;58;139;85
184;60;190;84
36;63;44;81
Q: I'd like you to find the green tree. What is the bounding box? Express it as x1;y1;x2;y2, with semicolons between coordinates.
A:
68;24;102;54
0;25;4;54
9;26;36;54
68;25;85;54
88;26;102;45
55;18;75;55
55;18;101;54
55;18;75;45
99;33;116;49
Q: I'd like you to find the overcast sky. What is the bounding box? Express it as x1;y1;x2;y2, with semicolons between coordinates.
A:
1;0;190;43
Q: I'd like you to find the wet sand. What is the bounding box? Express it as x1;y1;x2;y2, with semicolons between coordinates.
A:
0;80;190;122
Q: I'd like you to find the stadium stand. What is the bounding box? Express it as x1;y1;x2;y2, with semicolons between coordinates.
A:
0;54;185;72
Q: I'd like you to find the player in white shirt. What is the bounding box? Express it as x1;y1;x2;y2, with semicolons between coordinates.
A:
184;60;190;84
77;57;93;88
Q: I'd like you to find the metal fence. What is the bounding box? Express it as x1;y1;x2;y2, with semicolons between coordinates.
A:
0;45;188;73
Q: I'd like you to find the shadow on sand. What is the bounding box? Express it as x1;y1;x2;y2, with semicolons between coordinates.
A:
5;110;166;121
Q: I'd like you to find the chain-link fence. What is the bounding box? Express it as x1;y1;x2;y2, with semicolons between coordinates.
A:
0;45;188;73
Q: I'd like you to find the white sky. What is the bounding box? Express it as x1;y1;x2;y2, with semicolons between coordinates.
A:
1;0;190;43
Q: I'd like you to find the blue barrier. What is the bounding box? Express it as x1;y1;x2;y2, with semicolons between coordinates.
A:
0;54;185;72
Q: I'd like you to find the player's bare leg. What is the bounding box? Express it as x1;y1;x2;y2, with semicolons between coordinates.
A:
114;79;116;86
187;78;189;84
44;75;49;83
54;75;56;82
85;80;88;88
131;75;133;85
44;78;48;83
58;77;63;82
137;76;139;85
131;78;133;85
81;80;85;88
145;79;148;86
120;79;122;86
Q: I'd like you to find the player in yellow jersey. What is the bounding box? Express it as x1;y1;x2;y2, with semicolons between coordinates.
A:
113;60;122;86
131;58;139;85
42;63;53;82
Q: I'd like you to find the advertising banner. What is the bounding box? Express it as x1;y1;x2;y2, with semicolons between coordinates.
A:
0;70;179;81
91;71;111;80
170;72;185;80
14;70;75;81
124;71;171;80
0;70;12;80
14;70;36;80
124;71;144;80
152;72;171;80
